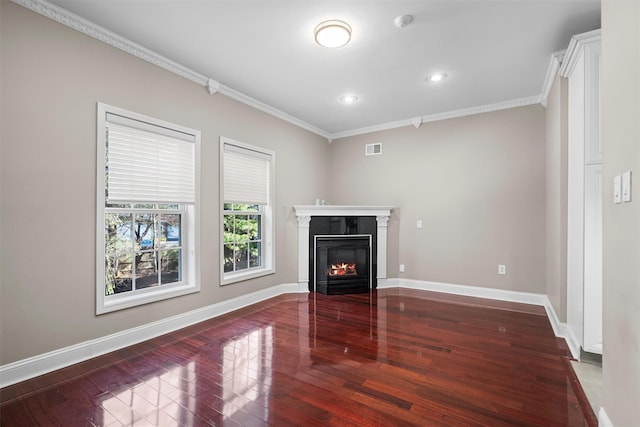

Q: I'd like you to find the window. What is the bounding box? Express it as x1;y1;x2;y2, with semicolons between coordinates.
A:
97;103;200;314
223;204;263;273
220;138;274;284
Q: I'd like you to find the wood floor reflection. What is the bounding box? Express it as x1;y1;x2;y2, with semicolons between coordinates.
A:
0;289;595;426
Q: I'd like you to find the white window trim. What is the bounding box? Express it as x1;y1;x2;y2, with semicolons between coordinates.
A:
96;103;200;314
220;137;275;285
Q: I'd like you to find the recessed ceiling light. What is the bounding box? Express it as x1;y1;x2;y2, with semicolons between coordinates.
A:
339;94;358;104
426;73;447;83
315;20;352;48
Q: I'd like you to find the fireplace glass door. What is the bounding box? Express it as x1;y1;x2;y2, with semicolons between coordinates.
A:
314;235;371;294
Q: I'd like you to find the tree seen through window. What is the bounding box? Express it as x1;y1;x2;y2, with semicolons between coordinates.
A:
223;204;262;273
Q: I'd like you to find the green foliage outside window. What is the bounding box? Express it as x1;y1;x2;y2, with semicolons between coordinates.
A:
224;204;262;273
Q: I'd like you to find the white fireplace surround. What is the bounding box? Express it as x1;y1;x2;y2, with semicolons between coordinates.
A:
293;205;393;289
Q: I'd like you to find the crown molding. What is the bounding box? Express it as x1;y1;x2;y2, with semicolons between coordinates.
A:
11;0;209;86
559;29;601;78
12;0;568;143
11;0;330;140
215;84;330;139
329;96;542;140
539;50;566;107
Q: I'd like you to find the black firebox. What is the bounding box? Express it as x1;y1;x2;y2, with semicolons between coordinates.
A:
314;235;371;295
309;216;377;294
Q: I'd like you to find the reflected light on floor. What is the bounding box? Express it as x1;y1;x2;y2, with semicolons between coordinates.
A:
100;361;196;426
222;325;273;420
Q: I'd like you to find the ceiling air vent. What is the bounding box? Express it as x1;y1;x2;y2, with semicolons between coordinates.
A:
365;143;382;156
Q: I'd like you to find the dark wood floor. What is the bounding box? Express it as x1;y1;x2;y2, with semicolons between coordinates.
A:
1;288;595;426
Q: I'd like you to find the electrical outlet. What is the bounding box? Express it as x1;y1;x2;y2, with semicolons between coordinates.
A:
498;264;506;275
416;220;423;229
399;264;405;273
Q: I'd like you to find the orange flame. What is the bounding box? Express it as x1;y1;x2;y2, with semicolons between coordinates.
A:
328;262;357;276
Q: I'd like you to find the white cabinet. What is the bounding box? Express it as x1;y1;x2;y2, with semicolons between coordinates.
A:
561;30;602;355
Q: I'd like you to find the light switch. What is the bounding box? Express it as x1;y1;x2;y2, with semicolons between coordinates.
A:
614;175;622;204
622;170;632;202
416;220;423;229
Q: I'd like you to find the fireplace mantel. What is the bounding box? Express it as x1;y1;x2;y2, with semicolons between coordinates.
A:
293;205;392;290
293;205;393;218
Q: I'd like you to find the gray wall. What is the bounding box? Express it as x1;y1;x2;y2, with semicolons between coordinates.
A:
601;0;640;424
545;74;568;321
329;106;547;294
0;2;330;364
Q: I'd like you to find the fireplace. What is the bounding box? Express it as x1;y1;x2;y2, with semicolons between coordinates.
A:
293;205;392;294
314;235;371;294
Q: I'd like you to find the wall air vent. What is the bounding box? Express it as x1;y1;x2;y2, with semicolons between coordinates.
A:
365;143;382;156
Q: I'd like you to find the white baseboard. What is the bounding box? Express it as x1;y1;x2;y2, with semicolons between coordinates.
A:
0;283;305;388
379;278;578;358
0;278;576;388
598;407;614;427
380;278;548;305
542;295;581;360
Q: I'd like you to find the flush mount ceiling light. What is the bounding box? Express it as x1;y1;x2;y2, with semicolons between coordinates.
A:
339;94;358;104
426;73;447;83
314;20;352;48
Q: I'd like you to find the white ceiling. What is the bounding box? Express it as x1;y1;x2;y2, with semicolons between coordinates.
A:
43;0;600;138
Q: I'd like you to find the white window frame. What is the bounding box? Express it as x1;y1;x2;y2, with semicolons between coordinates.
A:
96;103;200;314
220;137;275;285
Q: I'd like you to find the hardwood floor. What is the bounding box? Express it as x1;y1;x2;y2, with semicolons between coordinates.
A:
1;289;594;426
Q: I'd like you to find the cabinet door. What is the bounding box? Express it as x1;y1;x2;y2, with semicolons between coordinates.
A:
583;164;603;354
584;43;602;165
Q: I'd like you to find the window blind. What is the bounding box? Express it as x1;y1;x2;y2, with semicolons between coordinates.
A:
223;143;271;205
106;121;195;204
